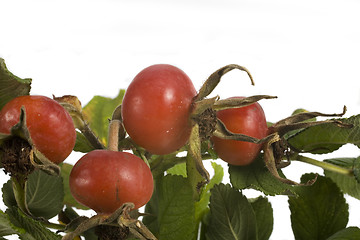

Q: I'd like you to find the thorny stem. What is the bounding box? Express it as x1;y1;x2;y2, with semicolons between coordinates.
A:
80;124;105;149
292;154;353;176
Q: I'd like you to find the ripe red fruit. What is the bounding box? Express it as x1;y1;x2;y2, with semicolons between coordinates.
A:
211;97;268;166
69;150;154;214
0;95;76;164
121;64;197;155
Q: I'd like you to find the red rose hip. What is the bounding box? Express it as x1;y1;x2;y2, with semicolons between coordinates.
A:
69;150;154;214
0;95;76;164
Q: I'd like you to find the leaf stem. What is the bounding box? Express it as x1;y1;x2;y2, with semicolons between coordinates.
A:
41;221;66;230
292;154;353;176
11;176;32;216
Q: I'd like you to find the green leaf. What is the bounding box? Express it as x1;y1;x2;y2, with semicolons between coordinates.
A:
0;58;32;110
323;157;360;200
60;163;89;210
143;175;196;240
250;196;273;240
6;207;61;240
327;227;360;240
82;89;125;146
2;179;16;208
73;131;96;153
2;170;64;219
195;161;223;224
229;154;296;196
205;183;258;240
0;210;20;237
166;162;187;177
287;115;360;154
288;173;349;240
26;170;64;219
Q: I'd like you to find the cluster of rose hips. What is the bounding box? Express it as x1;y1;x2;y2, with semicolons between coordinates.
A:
0;64;271;217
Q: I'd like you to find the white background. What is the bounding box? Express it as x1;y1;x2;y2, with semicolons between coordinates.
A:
1;0;360;239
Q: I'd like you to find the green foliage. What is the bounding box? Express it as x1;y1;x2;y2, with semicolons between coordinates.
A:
0;58;31;110
2;170;64;220
143;174;197;240
326;227;360;240
287;115;360;154
289;174;349;240
82;89;125;147
195;161;224;225
166;162;187;177
73;131;96;153
0;210;19;237
6;207;61;240
204;183;258;240
229;154;296;196
250;196;273;240
324;157;360;200
1;59;360;239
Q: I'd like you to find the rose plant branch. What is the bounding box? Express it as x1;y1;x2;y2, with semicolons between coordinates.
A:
1;59;360;239
292;153;354;176
55;95;105;150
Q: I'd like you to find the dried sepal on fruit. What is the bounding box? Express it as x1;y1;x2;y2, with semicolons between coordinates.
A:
263;106;353;185
0;107;60;177
194;64;254;102
0;107;61;217
188;65;276;171
62;203;157;240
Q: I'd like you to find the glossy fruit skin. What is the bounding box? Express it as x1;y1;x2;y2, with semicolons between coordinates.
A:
69;150;154;214
0;95;76;164
121;64;197;155
211;97;268;166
